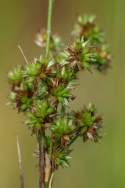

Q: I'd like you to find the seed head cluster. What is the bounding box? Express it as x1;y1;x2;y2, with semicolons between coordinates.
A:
8;15;111;170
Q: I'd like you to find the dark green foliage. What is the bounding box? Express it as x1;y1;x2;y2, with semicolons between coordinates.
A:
8;15;111;173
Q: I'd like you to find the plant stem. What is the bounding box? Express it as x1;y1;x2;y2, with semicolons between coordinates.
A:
46;0;53;58
48;173;54;188
38;131;45;188
39;1;54;187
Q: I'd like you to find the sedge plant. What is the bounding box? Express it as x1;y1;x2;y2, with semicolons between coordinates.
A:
8;0;111;188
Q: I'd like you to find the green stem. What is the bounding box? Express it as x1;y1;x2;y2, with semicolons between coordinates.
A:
46;0;53;58
45;183;49;188
39;1;54;187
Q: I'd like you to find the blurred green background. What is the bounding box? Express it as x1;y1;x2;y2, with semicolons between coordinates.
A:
0;0;124;187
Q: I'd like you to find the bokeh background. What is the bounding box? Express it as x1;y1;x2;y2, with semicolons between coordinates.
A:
0;0;124;187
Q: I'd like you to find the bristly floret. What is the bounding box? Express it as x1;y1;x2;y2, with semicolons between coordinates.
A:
35;29;63;53
69;15;111;73
73;14;104;44
66;38;111;72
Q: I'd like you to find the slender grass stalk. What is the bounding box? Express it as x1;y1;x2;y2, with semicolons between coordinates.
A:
46;0;53;58
16;136;24;188
49;173;54;188
39;134;45;188
18;45;29;64
39;1;53;188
